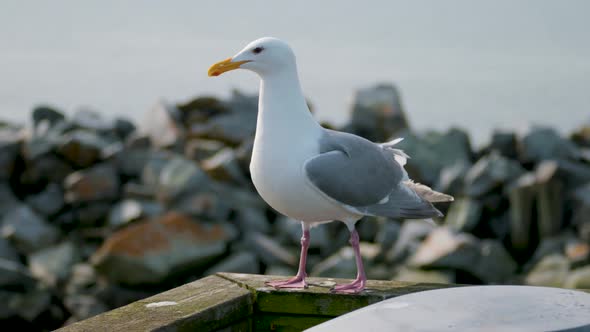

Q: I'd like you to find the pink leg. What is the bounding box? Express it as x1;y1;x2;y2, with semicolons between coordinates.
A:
331;229;367;294
265;223;310;289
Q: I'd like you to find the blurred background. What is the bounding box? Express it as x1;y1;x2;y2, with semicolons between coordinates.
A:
1;1;589;330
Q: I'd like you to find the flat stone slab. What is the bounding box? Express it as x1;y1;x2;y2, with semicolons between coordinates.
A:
306;285;590;332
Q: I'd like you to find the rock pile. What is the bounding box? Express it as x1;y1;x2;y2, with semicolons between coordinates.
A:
0;83;589;330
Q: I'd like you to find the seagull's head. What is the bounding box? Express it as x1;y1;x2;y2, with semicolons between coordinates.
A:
208;37;296;78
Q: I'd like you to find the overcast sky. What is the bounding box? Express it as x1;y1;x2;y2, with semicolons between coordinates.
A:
1;0;589;145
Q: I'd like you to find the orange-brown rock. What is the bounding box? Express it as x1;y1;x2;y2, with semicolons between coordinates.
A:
91;212;236;285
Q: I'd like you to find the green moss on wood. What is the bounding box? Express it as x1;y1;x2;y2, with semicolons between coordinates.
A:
217;272;462;316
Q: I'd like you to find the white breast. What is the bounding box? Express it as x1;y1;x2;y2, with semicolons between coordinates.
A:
250;128;353;223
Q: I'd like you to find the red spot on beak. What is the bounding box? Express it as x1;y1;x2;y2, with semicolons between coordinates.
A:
212;71;220;76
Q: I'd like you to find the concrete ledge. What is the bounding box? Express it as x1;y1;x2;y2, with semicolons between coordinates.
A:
56;273;461;332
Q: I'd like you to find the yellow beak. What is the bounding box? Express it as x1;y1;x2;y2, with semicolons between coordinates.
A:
208;58;251;77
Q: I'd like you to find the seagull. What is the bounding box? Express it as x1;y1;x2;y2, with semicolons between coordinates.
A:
208;37;453;293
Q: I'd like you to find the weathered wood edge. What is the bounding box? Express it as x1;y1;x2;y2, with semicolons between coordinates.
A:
216;272;462;316
56;275;253;332
56;272;588;331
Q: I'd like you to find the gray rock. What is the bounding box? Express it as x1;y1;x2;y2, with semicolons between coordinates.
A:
170;191;231;221
64;294;108;321
91;212;237;285
486;130;518;159
203;252;259;275
114;117;136;140
122;182;157;200
507;162;565;247
124;133;151;149
374;219;400;260
0;130;21;181
0;288;52;321
57;130;109;167
71;108;115;133
344;83;409;142
464;152;525;197
64;163;120;203
201;148;248;185
115;147;155;178
94;283;154;310
564;241;590;268
554;159;590;191
572;183;590;227
0;258;35;288
32;105;65;130
25;183;64;217
189;110;256;146
397;128;472;184
310;243;380;278
444;198;482;232
357;218;381;243
71;202;113;228
187;91;258;145
525;254;569;287
234;205;271;234
65;263;98;295
367;263;395;281
21;154;74;185
141;150;174;185
519;126;579;163
507;173;537;250
478;240;518;283
393;266;455;284
0;184;19;218
29;241;80;286
523;234;573;271
23;135;58;160
144;100;183;148
571;124;590;148
563;266;590;289
209;182;267;210
0;237;19;262
184;138;225;161
143;154;210;203
578;221;590;242
1;204;59;254
385;219;435;264
177;96;229;125
434;161;471;197
535;161;564;239
246;231;298;267
488;212;510;241
107;199;163;228
409;228;516;283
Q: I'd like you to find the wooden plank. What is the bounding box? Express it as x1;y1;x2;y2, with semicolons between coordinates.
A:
57;275;253;332
218;273;461;316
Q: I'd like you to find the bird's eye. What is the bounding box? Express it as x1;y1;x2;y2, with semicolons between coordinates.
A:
252;47;264;54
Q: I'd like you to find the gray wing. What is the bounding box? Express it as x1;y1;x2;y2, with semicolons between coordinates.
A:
304;129;445;219
304;129;402;207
